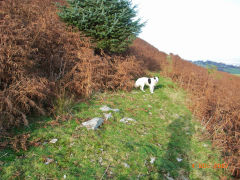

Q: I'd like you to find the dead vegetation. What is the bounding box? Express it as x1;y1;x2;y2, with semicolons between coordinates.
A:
0;0;144;131
128;38;168;71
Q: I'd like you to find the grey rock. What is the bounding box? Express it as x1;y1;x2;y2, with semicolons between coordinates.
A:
99;157;103;164
49;138;58;144
120;117;136;123
100;105;119;112
176;157;183;162
104;113;112;120
150;157;156;164
43;141;48;145
123;162;130;168
82;117;104;130
100;105;112;112
111;108;120;112
174;114;180;118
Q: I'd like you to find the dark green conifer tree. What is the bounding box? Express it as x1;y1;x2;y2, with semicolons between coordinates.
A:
58;0;145;53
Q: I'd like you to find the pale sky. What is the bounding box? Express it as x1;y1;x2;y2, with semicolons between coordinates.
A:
132;0;240;65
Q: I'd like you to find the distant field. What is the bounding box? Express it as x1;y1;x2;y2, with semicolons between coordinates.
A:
234;74;240;76
191;61;240;75
226;68;240;74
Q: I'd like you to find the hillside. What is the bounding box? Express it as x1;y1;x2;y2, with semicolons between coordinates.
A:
0;75;230;179
0;0;146;131
0;0;240;178
191;60;240;74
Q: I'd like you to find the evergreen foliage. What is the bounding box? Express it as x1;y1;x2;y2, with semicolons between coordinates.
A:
58;0;145;53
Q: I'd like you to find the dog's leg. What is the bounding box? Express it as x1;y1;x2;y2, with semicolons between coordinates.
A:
150;85;154;93
140;85;145;92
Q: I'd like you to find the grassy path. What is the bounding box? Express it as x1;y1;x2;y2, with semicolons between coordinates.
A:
0;76;230;179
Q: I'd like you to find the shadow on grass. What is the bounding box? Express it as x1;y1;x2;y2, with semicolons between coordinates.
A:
157;114;195;179
122;114;195;179
154;84;165;90
0;115;52;162
134;84;165;93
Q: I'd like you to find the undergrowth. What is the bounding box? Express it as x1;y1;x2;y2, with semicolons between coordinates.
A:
0;0;144;130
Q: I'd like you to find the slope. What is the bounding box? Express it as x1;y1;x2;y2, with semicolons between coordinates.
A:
0;74;230;179
0;0;145;130
1;0;239;177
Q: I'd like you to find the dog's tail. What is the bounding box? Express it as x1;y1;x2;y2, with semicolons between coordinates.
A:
134;82;139;88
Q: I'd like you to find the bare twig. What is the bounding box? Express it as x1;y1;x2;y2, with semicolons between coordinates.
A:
100;163;110;180
0;153;8;159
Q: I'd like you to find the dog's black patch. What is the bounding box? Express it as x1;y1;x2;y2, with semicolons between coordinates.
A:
148;78;151;84
154;77;156;80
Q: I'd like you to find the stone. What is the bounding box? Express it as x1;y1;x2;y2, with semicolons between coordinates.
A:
111;108;120;112
45;158;54;165
49;138;58;144
100;105;119;112
174;114;180;118
43;142;48;145
120;117;136;123
176;157;183;162
123;162;130;168
99;157;103;164
82;117;104;130
104;113;112;120
150;157;156;164
100;105;111;112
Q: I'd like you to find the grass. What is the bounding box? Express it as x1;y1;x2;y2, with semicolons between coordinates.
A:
0;74;231;179
234;74;240;76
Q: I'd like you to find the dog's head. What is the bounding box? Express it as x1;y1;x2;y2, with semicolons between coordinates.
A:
154;77;159;83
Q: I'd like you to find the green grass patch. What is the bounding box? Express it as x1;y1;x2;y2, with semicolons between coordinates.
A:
0;75;231;179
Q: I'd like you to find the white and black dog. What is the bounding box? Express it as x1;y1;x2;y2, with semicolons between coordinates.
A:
134;77;159;93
